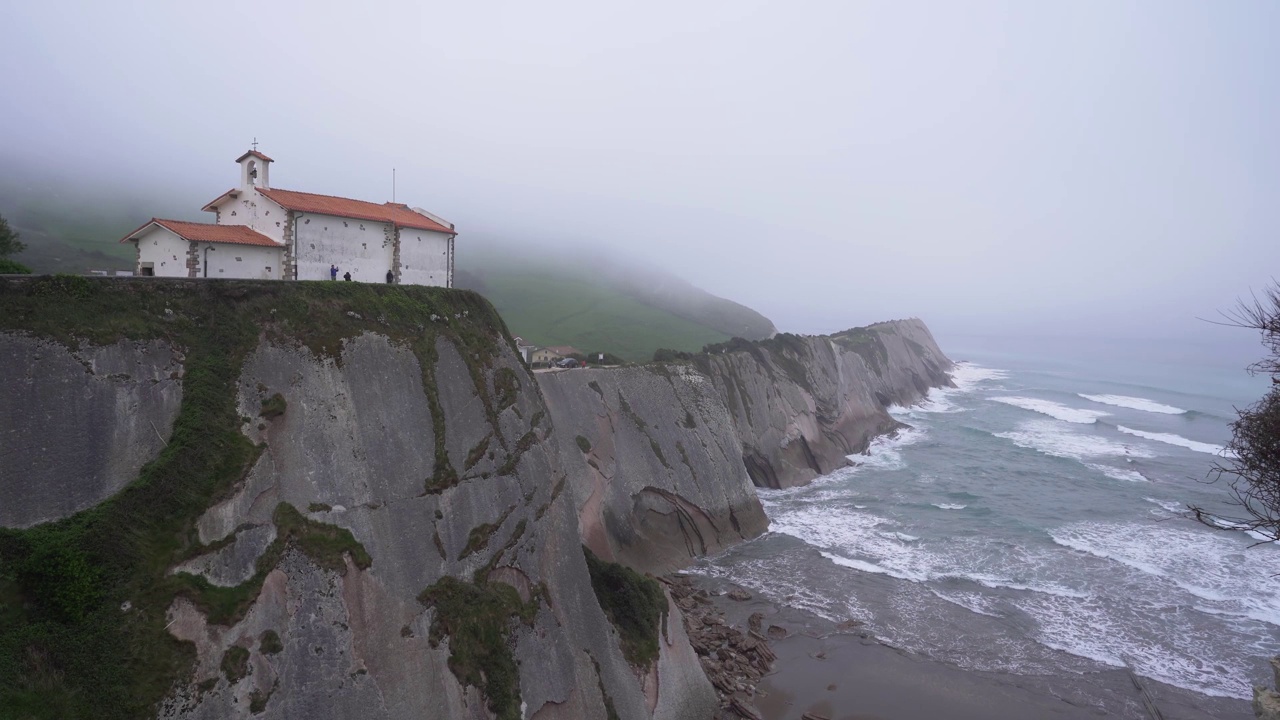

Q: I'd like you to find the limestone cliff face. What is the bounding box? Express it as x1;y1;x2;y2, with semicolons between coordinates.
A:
538;365;768;575
0;279;715;720
701;320;952;489
159;334;714;720
0;334;183;528
0;278;950;720
538;320;951;573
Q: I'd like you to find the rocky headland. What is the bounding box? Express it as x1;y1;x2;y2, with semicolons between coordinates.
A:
0;276;951;719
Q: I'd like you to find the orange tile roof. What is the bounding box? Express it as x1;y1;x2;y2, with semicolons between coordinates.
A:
255;187;455;234
200;188;240;211
236;149;274;163
120;218;282;248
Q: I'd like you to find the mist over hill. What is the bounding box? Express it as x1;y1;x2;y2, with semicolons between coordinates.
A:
0;162;775;362
456;242;775;361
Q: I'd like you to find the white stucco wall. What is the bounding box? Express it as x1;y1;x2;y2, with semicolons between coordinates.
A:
135;227;191;277
397;229;452;287
191;242;282;280
293;213;395;282
212;191;287;244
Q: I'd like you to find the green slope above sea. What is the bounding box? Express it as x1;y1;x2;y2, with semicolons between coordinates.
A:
455;244;775;362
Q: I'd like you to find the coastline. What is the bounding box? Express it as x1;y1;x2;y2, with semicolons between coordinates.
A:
688;574;1252;720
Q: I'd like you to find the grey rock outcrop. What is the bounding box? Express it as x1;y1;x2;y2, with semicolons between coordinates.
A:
0;277;952;720
702;319;951;489
162;332;715;719
539;364;768;575
1255;657;1280;720
0;333;183;528
537;319;950;572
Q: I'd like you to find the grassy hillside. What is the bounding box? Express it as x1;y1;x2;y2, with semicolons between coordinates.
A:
461;263;730;362
456;244;776;362
0;161;198;274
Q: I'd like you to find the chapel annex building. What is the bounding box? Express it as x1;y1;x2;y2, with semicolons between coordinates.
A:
121;150;456;286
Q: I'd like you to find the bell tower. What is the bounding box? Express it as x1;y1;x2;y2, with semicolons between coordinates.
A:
236;142;272;190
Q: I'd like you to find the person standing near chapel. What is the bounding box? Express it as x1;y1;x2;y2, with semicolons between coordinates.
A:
330;264;338;280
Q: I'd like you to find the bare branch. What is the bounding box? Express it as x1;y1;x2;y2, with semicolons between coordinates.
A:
1190;281;1280;543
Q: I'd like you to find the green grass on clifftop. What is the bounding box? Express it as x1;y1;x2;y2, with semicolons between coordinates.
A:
0;276;515;719
464;264;731;363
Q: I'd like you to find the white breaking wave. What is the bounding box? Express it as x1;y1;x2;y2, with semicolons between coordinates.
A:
932;503;967;510
1044;521;1280;698
1050;522;1280;627
892;363;1008;415
821;551;929;582
956;572;1088;599
1144;497;1185;514
1079;394;1187;415
930;588;1003;618
1087;463;1148;482
1116;426;1225;455
890;391;959;415
995;420;1154;461
845;425;926;473
991;396;1110;424
949;362;1009;392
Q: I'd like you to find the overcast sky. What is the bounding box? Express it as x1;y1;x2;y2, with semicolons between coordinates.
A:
2;1;1277;347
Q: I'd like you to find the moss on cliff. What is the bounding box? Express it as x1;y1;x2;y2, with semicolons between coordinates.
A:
0;277;512;719
583;547;667;670
417;576;538;720
832;326;889;375
258;392;287;419
169;502;372;627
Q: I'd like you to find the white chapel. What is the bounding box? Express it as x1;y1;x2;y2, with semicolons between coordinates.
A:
121;149;456;286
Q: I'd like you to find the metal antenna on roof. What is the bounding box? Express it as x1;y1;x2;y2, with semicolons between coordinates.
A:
251;137;258;151
392;168;396;203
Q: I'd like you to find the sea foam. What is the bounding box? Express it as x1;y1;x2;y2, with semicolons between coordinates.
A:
949;362;1009;391
1116;426;1225;455
991;397;1109;424
845;425;925;473
1087;463;1148;482
1080;394;1187;415
994;420;1154;461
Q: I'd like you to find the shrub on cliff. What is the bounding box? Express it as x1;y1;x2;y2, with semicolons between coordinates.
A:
653;347;693;363
0;214;26;259
1193;283;1280;541
583;547;667;669
0;258;31;274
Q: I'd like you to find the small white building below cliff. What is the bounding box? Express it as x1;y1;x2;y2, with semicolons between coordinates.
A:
120;149;457;285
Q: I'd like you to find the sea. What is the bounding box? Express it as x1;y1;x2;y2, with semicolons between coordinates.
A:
695;333;1279;711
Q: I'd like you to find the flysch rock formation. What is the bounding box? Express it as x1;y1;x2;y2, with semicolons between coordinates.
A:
0;278;952;720
539;364;769;575
700;320;951;489
159;332;717;720
0;333;183;527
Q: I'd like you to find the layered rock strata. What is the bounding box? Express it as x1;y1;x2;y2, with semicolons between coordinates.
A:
701;321;951;489
0;278;951;720
538;364;769;575
0;334;183;527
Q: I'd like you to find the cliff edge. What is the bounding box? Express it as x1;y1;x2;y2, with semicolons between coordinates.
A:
0;277;951;720
0;278;715;720
702;321;951;489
